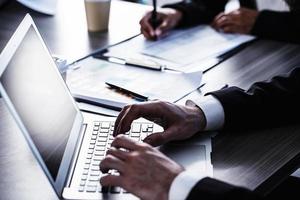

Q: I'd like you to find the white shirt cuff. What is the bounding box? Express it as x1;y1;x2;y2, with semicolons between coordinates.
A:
186;95;225;131
169;170;208;200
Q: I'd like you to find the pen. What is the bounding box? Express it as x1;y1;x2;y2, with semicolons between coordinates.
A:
108;56;163;71
221;84;229;89
150;0;161;40
151;0;158;29
105;82;149;102
125;57;163;71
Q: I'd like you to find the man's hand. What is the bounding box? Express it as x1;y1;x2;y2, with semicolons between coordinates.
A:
139;8;182;40
113;101;206;147
100;136;184;200
211;8;259;34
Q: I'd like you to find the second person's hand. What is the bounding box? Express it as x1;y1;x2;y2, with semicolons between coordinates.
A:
139;8;183;40
113;101;207;147
211;8;258;34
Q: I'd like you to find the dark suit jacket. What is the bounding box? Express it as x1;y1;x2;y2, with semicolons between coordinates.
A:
185;67;300;199
164;0;300;43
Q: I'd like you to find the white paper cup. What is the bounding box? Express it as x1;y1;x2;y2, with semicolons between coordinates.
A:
84;0;111;32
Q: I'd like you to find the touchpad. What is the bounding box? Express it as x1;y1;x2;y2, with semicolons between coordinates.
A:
159;143;208;172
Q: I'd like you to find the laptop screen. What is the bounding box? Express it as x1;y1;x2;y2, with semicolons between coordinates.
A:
0;25;77;180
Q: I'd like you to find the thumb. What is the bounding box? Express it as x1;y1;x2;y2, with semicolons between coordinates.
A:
155;20;170;37
143;128;175;147
143;132;166;147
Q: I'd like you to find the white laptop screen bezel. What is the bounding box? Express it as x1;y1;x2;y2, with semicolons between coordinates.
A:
0;14;84;197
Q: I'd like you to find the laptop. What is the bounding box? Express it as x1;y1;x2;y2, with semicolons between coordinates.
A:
0;14;213;199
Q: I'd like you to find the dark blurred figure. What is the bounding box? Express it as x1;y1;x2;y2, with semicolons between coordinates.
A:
140;0;300;43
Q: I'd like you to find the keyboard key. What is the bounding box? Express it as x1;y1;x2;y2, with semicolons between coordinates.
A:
142;124;148;132
80;181;86;186
94;122;101;126
92;161;100;166
82;169;89;175
112;170;120;176
148;124;153;128
131;132;140;137
86;186;97;192
83;164;90;170
89;144;95;149
91;165;100;171
90;171;100;176
148;127;153;132
87;182;98;188
90;140;96;144
93;157;102;161
85;159;91;164
98;137;107;142
96;141;106;146
131;124;141;133
86;154;92;159
87;149;94;154
89;176;100;181
99;132;108;137
78;186;84;192
81;175;88;180
92;131;98;135
91;135;97;140
94;151;105;156
101;122;110;129
100;129;109;133
95;146;106;151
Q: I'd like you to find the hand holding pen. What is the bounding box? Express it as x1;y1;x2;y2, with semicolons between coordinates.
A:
139;7;183;40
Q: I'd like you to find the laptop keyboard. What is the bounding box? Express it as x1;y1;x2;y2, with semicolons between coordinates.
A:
78;121;154;194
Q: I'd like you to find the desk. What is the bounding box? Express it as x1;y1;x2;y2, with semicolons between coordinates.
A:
0;0;150;63
179;39;300;194
1;1;300;199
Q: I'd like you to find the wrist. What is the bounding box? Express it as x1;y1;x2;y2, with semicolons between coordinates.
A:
152;168;184;200
161;166;184;200
173;10;183;25
187;105;207;132
162;8;182;27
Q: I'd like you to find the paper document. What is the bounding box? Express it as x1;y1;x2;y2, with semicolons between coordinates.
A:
106;70;202;103
66;57;202;104
66;57;140;105
105;25;255;72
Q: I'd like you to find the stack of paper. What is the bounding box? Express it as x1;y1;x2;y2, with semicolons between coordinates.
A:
105;25;255;72
66;57;203;104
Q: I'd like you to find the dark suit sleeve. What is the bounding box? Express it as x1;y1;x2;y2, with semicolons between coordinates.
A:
207;67;300;130
251;10;300;44
163;0;228;27
187;177;262;200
